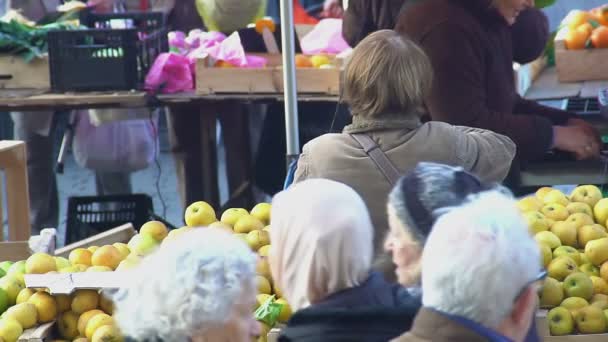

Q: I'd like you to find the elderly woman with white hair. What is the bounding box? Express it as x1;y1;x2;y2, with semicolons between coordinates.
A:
112;229;261;342
269;179;420;342
392;190;544;342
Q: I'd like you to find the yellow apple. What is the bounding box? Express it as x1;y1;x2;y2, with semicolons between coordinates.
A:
542;204;570;221
591;276;608;295
540;277;564;308
567;202;594;217
543;190;570;206
233;215;265;234
537;187;555;201
564;272;594;300
535;231;562;250
220;208;249;227
567;213;595;230
139;221;169;242
208;221;234;233
579;224;608;248
580;263;601;277
553;246;581;265
524;212;550;235
250;203;272;225
518;197;544;212
548;256;578;281
547;306;575;336
576;305;607;334
571;185;603;207
127;234;159;257
594;198;608;226
184;201;217;227
561;297;589;312
586;238;608;266
246;230;270;251
593;294;608;303
551;222;578;248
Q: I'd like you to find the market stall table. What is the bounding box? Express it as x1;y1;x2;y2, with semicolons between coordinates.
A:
0;90;339;210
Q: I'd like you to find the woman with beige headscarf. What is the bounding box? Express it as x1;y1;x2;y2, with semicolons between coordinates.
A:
269;179;419;342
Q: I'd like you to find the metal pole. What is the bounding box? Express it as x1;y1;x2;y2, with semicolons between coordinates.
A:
279;0;300;165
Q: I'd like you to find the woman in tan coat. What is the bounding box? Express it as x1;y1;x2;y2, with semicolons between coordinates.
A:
293;30;516;274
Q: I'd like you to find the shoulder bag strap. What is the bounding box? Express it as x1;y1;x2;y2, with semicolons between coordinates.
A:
350;133;401;186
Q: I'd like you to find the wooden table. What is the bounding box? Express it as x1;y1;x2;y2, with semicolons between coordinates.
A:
0;90;339;209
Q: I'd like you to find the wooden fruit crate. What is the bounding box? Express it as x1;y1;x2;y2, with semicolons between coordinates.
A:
555;26;608;83
54;223;136;258
0;55;50;90
537;310;608;341
0;241;31;261
0;141;31;242
196;53;342;95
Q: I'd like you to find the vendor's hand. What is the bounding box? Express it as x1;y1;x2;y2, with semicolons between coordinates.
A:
553;125;601;160
321;0;343;18
567;117;602;148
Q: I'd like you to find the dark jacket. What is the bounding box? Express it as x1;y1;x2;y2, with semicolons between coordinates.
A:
278;272;422;342
342;0;409;47
394;0;573;161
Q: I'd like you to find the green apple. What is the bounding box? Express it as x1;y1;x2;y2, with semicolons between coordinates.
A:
580;263;600;277
586;238;608;266
7;261;25;275
576;305;607;334
0;262;12;274
543;190;570;206
551;222;578;248
548;256;578;281
561;297;589;320
54;257;70;270
579;225;608;249
563;272;594;300
553;246;581;265
542;203;570;221
581;253;592;265
547;306;575;336
525;211;550;235
540;277;564;308
571;185;603;207
567;202;594;217
536;231;562;250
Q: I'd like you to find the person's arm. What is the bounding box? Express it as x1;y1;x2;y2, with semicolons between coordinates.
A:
412;23;554;161
450;125;517;182
342;0;369;47
513;96;572;125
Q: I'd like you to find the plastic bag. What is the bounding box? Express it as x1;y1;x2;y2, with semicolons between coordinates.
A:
300;19;350;55
73;111;159;173
206;32;268;68
145;52;194;93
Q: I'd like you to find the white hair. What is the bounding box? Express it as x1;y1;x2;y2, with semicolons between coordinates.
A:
421;191;539;328
112;229;257;342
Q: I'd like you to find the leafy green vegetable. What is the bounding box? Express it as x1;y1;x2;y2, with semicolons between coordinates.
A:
0;19;81;62
254;295;282;328
535;0;556;9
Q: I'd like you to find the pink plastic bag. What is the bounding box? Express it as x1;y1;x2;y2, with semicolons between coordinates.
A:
145;53;193;93
206;32;268;68
301;19;351;55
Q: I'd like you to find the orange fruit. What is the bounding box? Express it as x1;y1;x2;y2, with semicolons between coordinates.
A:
591;26;608;48
69;249;92;267
592;6;608;26
578;22;594;37
565;28;590;50
255;17;276;34
295;55;313;68
91;246;122;270
215;61;236;68
567;10;591;31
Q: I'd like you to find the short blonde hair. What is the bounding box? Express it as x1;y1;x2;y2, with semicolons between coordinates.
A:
342;30;433;118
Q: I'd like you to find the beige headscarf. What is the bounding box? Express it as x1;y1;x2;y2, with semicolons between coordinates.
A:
269;179;374;311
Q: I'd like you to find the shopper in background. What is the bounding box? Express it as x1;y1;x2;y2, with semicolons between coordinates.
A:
392;190;542;342
292;30;515;276
113;229;261;341
270;179;419;341
395;0;601;162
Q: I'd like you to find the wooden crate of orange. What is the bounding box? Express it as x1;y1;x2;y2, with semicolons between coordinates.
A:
555;7;608;82
195;53;343;95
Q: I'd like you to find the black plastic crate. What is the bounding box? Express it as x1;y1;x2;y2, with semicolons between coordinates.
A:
48;11;168;92
65;194;174;245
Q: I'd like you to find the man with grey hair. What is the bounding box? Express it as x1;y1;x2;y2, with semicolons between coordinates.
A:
393;190;545;342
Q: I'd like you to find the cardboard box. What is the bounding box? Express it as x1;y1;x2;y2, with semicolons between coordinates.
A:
554;16;608;82
0;141;31;242
18;322;55;342
54;223;136;258
0;55;50;89
0;241;32;261
537;310;608;341
25;271;128;295
196;53;342;95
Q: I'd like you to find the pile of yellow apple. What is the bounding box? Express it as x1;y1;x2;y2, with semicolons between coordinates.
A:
520;185;608;336
179;201;292;341
0;254;122;342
